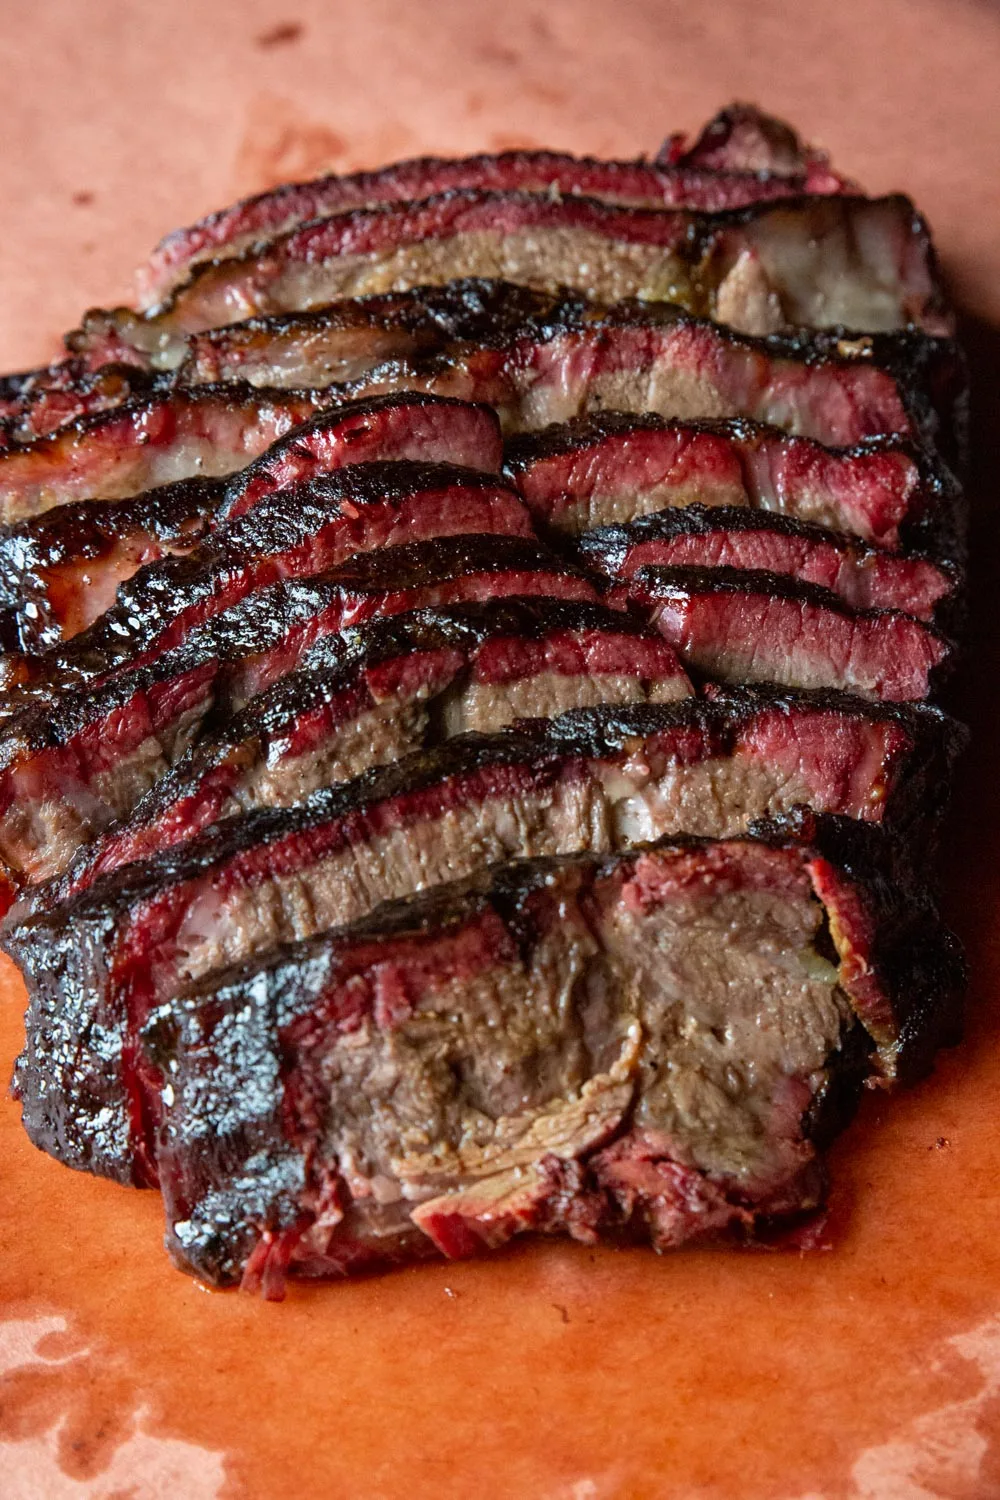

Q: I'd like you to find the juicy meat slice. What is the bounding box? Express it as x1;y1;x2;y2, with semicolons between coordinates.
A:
0;387;502;525
0;540;599;892
179;296;448;387
67;282;960;459
0;359;114;416
60;601;693;893
254;303;959;457
27;462;532;682
0;478;225;652
138;121;848;306
0;384;326;523
79;276;559;377
142;835;959;1292
661;103;847;186
1;365;157;443
3;693;963;1187
0;398;505;650
217;391;501;523
78;191;949;359
502;412;960;553
576;507;956;622
623;565;951;701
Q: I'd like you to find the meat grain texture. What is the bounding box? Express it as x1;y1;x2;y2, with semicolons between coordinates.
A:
0;104;970;1295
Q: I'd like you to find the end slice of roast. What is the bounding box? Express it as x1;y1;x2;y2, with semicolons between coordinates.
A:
142;832;959;1292
0;388;501;524
55;601;693;894
0;540;600;890
138;119;848;306
623;565;951;700
503;412;961;553
576;507;957;622
4;690;963;1186
85;191;949;352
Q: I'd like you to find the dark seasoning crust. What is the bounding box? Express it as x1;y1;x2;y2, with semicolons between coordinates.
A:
0;105;971;1293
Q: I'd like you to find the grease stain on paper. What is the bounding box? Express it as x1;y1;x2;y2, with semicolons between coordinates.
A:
0;1314;226;1500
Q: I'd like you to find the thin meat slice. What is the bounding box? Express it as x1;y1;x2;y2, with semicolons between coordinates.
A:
0;365;157;443
74;191;949;360
139;114;849;306
0;388;502;525
58;601;693;894
142;835;959;1292
0;478;226;652
67;283;961;459
0;359;125;417
76;276;554;377
3;691;964;1186
576;507;957;622
21;462;532;682
623;565;951;701
217;392;501;523
502;412;960;553
0;540;600;893
0;384;326;523
253;306;960;458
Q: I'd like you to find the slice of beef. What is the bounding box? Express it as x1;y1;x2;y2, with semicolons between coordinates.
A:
0;478;226;653
0;364;157;443
79;191;948;361
0;388;501;524
2;531;586;703
58;602;693;895
21;279;556;403
0;384;325;523
576;507;957;623
68;282;961;459
76;275;560;377
623;565;951;701
233;302;960;459
0;541;600;892
21;462;531;681
661;103;846;186
173;278;612;388
0;358;121;417
216;390;502;523
138;122;847;307
502;412;961;553
142;834;959;1292
4;693;962;1187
